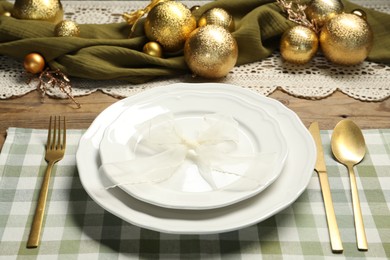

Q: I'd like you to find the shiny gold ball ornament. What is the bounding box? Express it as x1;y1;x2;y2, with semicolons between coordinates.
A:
351;9;367;20
190;5;201;13
305;0;344;27
54;20;80;37
23;53;45;74
198;8;235;32
320;13;373;65
12;0;64;23
143;41;163;58
280;25;319;64
0;11;12;17
184;25;238;78
144;1;197;53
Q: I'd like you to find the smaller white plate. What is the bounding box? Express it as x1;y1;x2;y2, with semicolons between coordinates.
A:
99;90;288;210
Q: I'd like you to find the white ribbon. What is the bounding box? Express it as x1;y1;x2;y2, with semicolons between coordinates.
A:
101;113;278;191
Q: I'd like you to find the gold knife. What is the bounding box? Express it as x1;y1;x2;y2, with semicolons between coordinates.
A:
309;122;343;253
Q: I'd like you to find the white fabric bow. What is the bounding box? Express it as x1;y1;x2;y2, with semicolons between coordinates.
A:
101;113;278;191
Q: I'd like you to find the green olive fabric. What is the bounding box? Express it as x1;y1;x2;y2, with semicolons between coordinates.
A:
0;0;389;83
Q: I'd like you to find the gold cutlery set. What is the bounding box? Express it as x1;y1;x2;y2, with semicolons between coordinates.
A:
310;120;368;253
26;116;367;253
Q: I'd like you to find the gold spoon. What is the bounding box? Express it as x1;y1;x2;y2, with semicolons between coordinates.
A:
331;119;368;251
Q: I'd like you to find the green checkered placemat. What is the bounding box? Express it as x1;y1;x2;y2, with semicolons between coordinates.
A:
0;127;389;259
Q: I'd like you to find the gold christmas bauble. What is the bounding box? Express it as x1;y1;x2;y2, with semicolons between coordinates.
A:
320;13;373;65
190;5;200;13
144;1;197;53
54;20;80;37
280;25;319;64
305;0;344;27
143;41;163;58
351;9;367;20
23;53;45;74
198;8;235;32
0;11;11;17
12;0;64;23
184;25;238;78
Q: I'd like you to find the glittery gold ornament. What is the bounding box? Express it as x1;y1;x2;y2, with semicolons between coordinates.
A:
305;0;344;27
54;20;80;37
143;41;163;58
280;25;319;64
23;53;45;74
184;25;238;78
144;1;197;53
12;0;64;23
198;8;235;32
320;13;373;65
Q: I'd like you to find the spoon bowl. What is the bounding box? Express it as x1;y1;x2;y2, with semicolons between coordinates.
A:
331;119;367;251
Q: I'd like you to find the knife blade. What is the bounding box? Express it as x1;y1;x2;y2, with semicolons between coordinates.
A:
309;122;343;253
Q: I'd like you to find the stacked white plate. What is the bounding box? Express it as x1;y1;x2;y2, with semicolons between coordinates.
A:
76;83;316;234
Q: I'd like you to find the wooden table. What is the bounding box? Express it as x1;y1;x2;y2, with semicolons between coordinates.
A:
0;89;389;150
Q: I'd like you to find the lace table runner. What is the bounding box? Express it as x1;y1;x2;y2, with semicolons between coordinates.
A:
1;0;389;101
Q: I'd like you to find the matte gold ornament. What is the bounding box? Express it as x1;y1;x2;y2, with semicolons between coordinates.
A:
143;41;163;58
305;0;344;27
54;20;80;37
184;25;238;78
23;53;45;74
280;25;319;64
144;1;197;53
320;13;373;65
198;8;235;32
12;0;64;23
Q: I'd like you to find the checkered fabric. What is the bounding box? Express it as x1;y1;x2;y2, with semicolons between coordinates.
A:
0;127;389;259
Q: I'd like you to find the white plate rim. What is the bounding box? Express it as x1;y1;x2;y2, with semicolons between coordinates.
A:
76;83;316;234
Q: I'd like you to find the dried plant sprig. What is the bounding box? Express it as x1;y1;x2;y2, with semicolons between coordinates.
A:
276;0;319;33
27;68;81;108
122;0;166;37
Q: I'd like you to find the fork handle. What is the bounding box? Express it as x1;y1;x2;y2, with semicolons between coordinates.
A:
27;161;54;248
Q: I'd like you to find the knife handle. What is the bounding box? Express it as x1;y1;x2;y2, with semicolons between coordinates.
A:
318;171;343;253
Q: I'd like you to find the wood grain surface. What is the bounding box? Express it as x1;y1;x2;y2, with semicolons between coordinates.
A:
0;89;389;150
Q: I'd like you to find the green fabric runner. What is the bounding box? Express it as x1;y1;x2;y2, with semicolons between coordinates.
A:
0;0;389;83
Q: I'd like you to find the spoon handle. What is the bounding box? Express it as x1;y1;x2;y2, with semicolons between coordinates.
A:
348;165;368;251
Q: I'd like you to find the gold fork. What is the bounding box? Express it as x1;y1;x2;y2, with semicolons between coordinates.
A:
27;116;66;248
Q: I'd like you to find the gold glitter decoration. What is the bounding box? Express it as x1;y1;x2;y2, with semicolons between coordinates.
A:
12;0;64;23
122;0;166;37
305;0;344;27
54;20;80;37
144;1;197;53
198;8;235;32
143;41;163;58
280;25;319;64
320;13;373;65
184;25;238;78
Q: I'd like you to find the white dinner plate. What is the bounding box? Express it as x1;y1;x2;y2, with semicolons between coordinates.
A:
99;89;288;209
76;83;316;234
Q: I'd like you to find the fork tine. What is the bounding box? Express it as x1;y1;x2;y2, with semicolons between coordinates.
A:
57;116;61;150
53;116;57;150
47;116;53;150
62;117;66;150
